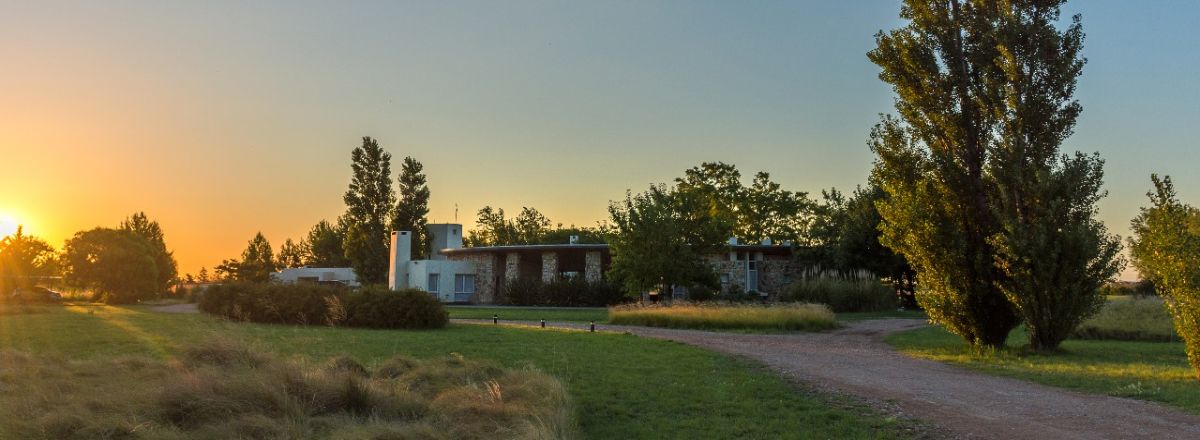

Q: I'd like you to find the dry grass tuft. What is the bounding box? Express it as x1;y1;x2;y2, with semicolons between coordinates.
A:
0;339;575;439
609;302;839;331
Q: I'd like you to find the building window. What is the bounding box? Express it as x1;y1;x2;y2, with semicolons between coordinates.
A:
454;274;475;294
720;273;730;284
427;273;440;293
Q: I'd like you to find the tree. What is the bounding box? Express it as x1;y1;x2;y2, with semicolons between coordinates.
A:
836;185;917;307
868;0;1120;349
214;259;240;281
391;156;431;260
61;228;159;303
237;232;277;283
868;0;1018;348
276;238;305;269
1130;175;1200;379
0;226;58;293
197;267;211;283
608;185;721;298
342;223;389;284
303;219;349;267
466;206;554;246
342;137;395;284
738;172;814;245
119;212;178;293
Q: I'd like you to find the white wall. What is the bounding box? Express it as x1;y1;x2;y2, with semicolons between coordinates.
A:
403;259;475;302
273;267;360;287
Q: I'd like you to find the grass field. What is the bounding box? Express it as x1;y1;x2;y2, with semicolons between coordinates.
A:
0;304;919;439
837;309;927;322
887;325;1199;413
446;305;608;323
609;303;839;331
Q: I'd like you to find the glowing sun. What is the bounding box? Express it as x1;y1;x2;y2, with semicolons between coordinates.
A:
0;215;20;238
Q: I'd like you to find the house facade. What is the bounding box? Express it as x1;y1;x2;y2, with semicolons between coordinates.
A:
385;223;817;303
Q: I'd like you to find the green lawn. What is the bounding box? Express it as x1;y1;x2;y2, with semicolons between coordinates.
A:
887;324;1200;413
446;305;609;323
0;304;919;439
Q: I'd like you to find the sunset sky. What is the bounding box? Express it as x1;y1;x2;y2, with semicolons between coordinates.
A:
2;1;1196;279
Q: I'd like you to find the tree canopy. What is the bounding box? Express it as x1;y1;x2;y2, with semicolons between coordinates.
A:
869;0;1120;349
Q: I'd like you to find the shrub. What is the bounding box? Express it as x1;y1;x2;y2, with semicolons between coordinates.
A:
497;278;626;307
1072;298;1180;342
0;340;576;439
779;278;897;313
609;302;838;331
343;287;448;329
199;283;447;330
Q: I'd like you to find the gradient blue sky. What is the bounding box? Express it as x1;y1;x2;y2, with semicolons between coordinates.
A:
1;1;1196;278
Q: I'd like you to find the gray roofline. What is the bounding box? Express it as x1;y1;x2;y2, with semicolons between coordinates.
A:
439;243;806;255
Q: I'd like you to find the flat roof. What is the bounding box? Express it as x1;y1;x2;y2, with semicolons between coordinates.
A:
440;243;801;255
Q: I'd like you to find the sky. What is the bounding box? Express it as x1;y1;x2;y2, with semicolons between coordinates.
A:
1;1;1196;280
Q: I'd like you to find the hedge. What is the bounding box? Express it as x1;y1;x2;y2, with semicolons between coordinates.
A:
198;283;447;329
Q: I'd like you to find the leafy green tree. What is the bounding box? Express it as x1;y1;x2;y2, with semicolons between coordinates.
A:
466;206;554;246
303;219;349;267
276;238;305;269
61;228;159;303
119;212;178;292
739;172;814;244
1130;175;1200;379
0;226;58;293
837;185;917;307
237;232;277;283
869;0;1029;348
391;156;431;260
342;137;395;284
342;223;389;284
608;185;721;299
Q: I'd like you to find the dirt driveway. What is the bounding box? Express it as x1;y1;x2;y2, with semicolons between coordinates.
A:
463;318;1200;440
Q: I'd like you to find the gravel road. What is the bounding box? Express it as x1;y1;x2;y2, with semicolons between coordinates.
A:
460;318;1200;440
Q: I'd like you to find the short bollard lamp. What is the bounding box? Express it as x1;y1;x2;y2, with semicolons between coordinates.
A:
493;314;498;324
589;321;595;332
540;319;546;328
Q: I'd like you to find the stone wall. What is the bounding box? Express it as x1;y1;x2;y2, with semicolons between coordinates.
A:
448;253;499;304
504;252;520;281
585;251;603;282
541;252;559;282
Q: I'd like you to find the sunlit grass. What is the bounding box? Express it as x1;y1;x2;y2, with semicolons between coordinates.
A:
0;305;918;439
609;302;839;331
0;338;575;439
1073;297;1179;342
887;325;1200;412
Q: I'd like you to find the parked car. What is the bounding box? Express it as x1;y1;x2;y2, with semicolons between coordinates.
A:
9;286;63;304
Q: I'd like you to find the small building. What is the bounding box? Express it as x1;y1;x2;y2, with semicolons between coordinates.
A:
273;267;360;287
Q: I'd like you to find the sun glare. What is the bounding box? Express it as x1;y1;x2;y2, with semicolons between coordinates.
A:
0;215;19;238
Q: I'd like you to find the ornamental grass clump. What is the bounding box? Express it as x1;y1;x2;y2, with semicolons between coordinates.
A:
609;302;838;331
0;339;576;439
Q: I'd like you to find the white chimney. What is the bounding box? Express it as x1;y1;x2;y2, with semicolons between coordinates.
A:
388;231;412;290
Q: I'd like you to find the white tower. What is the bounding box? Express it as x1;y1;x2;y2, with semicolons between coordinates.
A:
388;231;412;290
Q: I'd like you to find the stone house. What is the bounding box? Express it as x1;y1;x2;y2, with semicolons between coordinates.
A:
387;223;819;303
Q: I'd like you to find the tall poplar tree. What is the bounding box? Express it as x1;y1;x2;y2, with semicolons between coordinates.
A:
391;156;430;260
342;137;395;284
869;0;1119;349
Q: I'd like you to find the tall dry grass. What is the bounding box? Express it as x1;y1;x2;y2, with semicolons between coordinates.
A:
609;302;838;331
0;338;575;439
